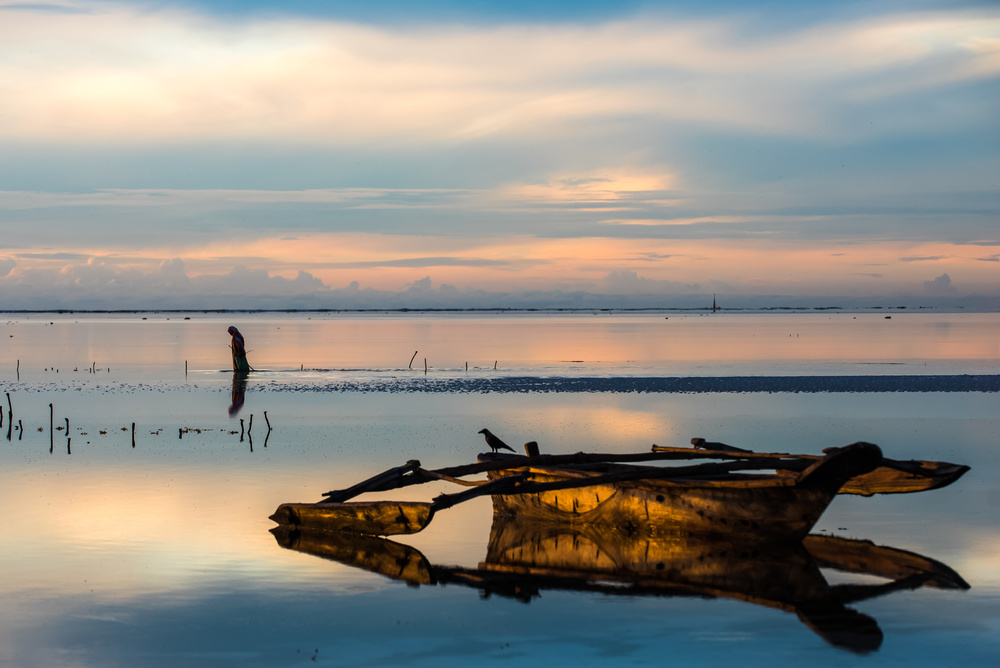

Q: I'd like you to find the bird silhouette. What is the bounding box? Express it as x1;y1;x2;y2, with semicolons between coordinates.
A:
478;428;515;453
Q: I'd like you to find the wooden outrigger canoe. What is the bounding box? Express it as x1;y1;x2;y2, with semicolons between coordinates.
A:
270;438;968;543
270;513;968;654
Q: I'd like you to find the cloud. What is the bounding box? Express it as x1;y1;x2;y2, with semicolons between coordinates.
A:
900;255;949;262
0;257;328;309
13;251;91;260
490;167;677;207
596;270;700;295
316;257;525;270
923;273;958;296
406;276;433;293
1;4;997;145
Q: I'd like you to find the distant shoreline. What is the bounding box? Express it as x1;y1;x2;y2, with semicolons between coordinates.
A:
1;306;993;316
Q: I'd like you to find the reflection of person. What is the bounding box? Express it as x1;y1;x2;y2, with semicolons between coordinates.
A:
229;372;247;416
228;326;250;372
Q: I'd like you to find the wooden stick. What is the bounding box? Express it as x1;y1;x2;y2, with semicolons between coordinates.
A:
409;351;418;369
132;422;135;448
690;437;751;453
248;414;253;435
240;419;245;441
264;411;271;431
417;469;488;487
321;461;423;503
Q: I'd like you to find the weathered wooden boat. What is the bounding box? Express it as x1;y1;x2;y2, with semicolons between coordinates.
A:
483;443;884;543
269;513;968;654
269;437;968;544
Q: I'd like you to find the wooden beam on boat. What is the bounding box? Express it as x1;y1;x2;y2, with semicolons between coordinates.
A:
320;460;422;503
652;445;968;495
318;441;967;505
319;449;813;503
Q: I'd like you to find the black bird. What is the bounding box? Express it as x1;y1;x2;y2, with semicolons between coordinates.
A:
478;428;515;453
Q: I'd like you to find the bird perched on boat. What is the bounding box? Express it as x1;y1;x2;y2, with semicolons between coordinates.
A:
478;428;515;453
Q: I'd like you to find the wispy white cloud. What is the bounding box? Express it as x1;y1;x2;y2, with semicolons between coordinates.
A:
1;3;996;144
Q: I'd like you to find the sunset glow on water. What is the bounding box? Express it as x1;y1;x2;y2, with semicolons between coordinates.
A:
0;312;997;666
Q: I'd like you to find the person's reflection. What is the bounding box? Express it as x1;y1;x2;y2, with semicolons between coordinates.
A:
229;372;248;416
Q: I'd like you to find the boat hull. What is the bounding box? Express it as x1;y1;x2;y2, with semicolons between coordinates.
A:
487;442;883;543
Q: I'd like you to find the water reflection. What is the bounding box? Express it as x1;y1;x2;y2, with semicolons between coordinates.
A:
271;514;968;655
229;372;248;417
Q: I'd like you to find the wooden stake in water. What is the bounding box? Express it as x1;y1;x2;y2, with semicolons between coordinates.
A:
409;351;418;369
248;414;253;436
131;422;135;448
264;411;271;431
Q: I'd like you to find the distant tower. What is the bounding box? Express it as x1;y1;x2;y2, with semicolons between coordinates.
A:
712;294;718;313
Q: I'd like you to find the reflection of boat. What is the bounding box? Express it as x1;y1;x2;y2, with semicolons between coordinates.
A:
272;440;969;543
269;514;969;654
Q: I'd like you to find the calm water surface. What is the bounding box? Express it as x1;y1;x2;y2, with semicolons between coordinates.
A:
0;312;997;666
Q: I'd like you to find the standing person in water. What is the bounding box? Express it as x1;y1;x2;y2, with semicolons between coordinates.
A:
228;326;251;372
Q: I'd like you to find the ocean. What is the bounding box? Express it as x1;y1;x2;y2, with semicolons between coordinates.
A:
1;311;997;666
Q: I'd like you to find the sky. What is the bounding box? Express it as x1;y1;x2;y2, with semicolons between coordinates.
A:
0;0;997;310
